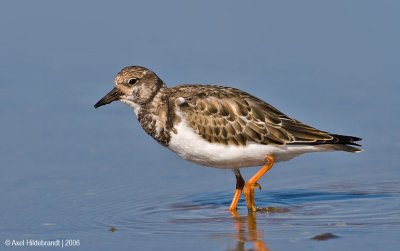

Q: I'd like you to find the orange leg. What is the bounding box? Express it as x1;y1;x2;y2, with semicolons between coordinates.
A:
229;169;245;211
244;155;275;212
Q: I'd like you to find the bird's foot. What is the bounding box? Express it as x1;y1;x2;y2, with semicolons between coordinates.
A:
244;182;262;212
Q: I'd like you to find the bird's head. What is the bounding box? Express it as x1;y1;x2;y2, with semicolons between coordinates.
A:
94;66;164;111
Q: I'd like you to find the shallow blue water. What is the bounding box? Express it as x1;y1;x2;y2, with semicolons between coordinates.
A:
1;1;399;250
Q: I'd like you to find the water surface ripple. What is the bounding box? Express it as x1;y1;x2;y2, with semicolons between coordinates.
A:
66;180;399;240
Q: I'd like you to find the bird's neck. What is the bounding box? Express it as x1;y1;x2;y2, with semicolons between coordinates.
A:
136;86;173;146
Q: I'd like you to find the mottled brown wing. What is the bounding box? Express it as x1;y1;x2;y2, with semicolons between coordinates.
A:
171;85;336;146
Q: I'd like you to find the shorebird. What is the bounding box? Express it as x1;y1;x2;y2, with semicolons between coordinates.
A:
94;66;362;212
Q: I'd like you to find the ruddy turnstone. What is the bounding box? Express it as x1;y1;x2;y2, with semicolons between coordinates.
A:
94;66;362;212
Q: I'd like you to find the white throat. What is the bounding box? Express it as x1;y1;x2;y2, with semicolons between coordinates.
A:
120;99;141;116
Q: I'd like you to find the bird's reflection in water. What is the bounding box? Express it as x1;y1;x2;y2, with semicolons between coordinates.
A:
228;211;271;251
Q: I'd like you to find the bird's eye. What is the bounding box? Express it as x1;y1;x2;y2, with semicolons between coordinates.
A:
128;78;138;85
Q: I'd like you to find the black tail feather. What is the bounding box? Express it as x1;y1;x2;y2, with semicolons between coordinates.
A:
289;133;363;152
330;134;362;147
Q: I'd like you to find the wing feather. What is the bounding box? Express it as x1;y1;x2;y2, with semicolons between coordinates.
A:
170;85;361;148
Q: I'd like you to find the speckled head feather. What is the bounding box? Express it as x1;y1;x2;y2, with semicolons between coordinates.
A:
115;66;165;105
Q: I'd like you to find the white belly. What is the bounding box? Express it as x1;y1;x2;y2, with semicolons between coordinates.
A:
168;121;325;169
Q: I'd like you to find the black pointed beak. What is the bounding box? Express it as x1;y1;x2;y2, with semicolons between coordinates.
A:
94;87;123;108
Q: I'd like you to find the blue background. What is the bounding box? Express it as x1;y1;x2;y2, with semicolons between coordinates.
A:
1;1;399;250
